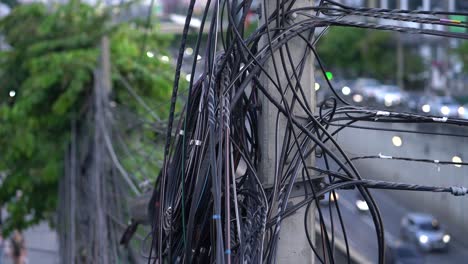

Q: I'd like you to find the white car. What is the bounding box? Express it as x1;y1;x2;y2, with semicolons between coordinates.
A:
374;85;405;107
353;78;381;101
354;193;369;212
400;213;450;252
461;104;468;119
426;96;463;118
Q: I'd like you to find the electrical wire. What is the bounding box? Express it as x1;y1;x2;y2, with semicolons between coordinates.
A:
146;1;468;263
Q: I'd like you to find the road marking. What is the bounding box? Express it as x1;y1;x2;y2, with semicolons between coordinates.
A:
334;196;354;212
328;198;398;243
362;216;397;242
315;222;373;264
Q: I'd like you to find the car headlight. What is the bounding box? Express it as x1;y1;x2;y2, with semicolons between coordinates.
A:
458;107;465;116
384;95;393;107
422;104;431;113
355;200;369;211
315;83;320;91
441;106;450;116
443;234;451;243
353;94;363;103
330;192;339;202
419;235;429;244
342;86;351;95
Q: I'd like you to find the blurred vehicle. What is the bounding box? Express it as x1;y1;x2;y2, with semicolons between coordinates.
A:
417;94;437;114
353;78;381;101
375;85;406;107
315;75;327;104
319;191;340;205
354;193;369;213
319;79;354;100
426;96;463;118
461;104;468;119
400;213;450;252
405;92;424;113
385;242;425;264
337;79;355;96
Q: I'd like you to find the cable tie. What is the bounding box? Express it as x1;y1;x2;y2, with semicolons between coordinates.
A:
179;130;185;136
450;186;467;196
212;214;221;220
379;153;392;159
432;117;448;122
189;139;202;146
440;18;451;23
434;160;441;172
440;18;461;24
376;111;390;116
225;249;231;255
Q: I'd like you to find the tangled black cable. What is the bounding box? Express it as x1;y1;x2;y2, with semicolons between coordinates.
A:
147;1;468;263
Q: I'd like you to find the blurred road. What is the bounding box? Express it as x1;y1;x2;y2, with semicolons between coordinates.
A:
317;120;468;263
318;189;468;263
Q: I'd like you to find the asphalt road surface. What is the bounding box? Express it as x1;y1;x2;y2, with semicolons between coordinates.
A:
312;117;468;263
317;177;468;263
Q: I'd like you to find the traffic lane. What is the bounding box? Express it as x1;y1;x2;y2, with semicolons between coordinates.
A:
335;120;468;245
319;189;468;264
315;158;379;262
354;163;468;264
318;191;379;262
316;154;468;263
368;190;468;264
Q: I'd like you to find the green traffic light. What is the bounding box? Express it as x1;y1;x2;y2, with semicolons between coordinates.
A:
326;71;333;80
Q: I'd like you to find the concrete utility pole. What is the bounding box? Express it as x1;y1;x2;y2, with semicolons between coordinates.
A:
258;0;316;263
380;0;388;9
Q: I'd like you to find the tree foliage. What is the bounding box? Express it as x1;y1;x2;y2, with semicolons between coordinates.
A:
0;1;175;232
454;41;468;73
318;27;425;87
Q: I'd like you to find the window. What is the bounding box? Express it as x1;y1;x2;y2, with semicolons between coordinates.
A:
419;220;441;231
431;1;445;10
409;0;423;10
456;0;468;11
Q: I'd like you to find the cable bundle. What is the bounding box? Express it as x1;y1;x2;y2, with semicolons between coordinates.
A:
147;1;468;263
